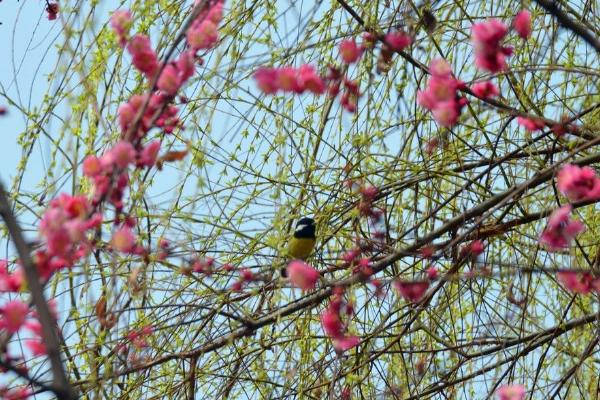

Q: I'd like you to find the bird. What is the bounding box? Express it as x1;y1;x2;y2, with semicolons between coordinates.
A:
281;217;316;277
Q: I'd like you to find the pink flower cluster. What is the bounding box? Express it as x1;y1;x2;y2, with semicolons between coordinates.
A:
556;271;600;294
0;299;55;358
539;205;584;251
556;164;600;202
339;39;364;64
471;81;499;99
187;1;223;51
417;59;468;127
394;280;430;303
321;287;360;352
497;384;526;400
0;260;24;293
46;2;59;21
0;386;31;400
460;239;485;258
38;194;101;270
191;256;214;274
256;36;376;113
513;10;532;40
254;65;325;95
471;19;513;72
286;260;320;290
111;10;133;46
355;184;382;221
231;268;254;291
326;66;361;112
384;30;412;52
517;116;546;132
118;93;182;137
127;35;160;79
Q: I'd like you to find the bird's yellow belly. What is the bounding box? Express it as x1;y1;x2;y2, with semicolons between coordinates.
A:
287;237;316;260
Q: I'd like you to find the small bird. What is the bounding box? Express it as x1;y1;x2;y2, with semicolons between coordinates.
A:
282;217;316;277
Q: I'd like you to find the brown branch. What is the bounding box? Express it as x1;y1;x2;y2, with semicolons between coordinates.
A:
0;183;78;399
534;0;600;54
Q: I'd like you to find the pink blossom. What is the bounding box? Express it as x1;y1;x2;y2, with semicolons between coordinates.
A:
497;384;526;400
2;387;31;400
339;39;364;64
513;10;532;39
539;205;585;251
384;31;412;52
128;35;159;78
321;294;361;352
46;3;59;20
321;307;343;338
360;185;378;200
297;65;326;94
108;140;136;169
206;1;224;23
240;268;254;281
426;266;438;280
24;320;42;336
157;64;182;96
276;67;301;93
254;67;279;94
557;164;600;202
39;194;93;263
111;10;133;46
138;140;161;167
393;280;429;303
342;248;360;264
287;260;320;290
429;58;452;77
0;261;24;292
83;155;103;177
253;65;325;95
177;50;196;83
112;226;136;253
431;101;460;127
25;339;47;356
556;271;596;294
187;19;218;50
118;102;137;133
0;300;28;333
471;81;499;99
517;116;546;132
332;335;360;351
468;240;485;256
471;19;513;72
417;59;467;127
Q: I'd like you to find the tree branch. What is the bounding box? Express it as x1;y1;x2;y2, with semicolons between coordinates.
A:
0;182;78;399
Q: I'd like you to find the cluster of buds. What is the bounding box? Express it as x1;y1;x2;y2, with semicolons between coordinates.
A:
231;268;254;291
376;30;412;73
325;65;361;113
46;2;59;20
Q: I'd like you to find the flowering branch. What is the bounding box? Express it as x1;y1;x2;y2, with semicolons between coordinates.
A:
0;182;77;399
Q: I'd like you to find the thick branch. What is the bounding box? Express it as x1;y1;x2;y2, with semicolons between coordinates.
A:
534;0;600;54
0;183;77;400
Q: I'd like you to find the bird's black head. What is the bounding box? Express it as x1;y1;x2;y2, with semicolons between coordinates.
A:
294;217;315;239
